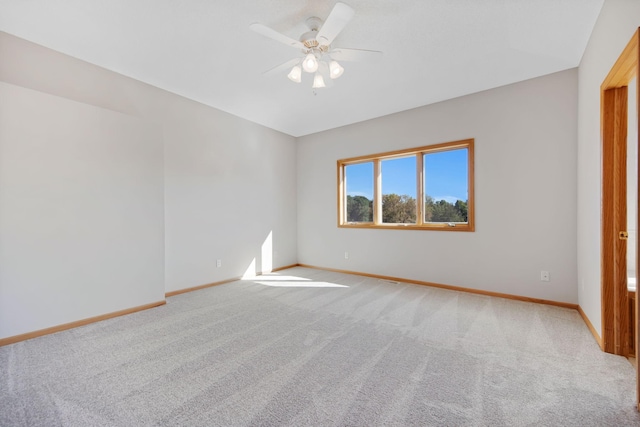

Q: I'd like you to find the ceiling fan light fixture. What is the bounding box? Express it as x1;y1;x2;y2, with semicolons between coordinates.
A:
302;53;319;73
329;60;344;79
287;65;302;83
251;3;382;90
312;73;326;89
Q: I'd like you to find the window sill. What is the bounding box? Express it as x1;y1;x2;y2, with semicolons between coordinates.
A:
338;223;475;232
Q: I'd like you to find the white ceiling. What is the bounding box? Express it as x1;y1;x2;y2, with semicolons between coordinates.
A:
0;0;603;137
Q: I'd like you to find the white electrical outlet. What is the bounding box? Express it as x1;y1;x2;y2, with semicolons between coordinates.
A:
540;270;550;282
216;259;222;268
345;252;349;259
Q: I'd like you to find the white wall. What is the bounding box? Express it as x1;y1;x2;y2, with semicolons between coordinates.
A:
297;69;578;304
0;32;297;339
0;82;164;338
577;0;640;337
8;0;637;339
163;99;297;292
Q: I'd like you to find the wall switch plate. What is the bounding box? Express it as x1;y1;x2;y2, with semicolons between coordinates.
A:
216;259;222;268
540;270;550;282
344;252;349;259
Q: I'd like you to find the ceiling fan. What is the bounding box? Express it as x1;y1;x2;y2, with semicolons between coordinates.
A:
250;2;383;89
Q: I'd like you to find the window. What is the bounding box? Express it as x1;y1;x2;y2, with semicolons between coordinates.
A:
337;139;474;231
382;156;416;224
424;148;469;225
344;162;373;223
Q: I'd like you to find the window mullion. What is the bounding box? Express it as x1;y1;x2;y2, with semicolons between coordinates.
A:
416;153;424;226
374;159;382;225
339;164;346;224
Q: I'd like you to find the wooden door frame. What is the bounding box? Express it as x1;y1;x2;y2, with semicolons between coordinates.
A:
602;85;629;355
601;28;639;410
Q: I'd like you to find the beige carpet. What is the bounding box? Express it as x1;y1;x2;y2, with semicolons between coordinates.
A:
1;266;638;426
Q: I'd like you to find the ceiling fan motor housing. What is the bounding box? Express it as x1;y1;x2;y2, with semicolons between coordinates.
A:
302;17;329;52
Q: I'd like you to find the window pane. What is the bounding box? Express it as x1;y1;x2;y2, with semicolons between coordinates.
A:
381;156;417;224
424;148;468;223
345;162;373;222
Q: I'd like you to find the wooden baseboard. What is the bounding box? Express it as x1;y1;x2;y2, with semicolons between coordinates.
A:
0;264;594;350
0;263;299;346
165;278;239;297
165;263;300;298
0;300;166;347
272;263;299;273
296;263;579;310
577;305;604;349
295;264;610;348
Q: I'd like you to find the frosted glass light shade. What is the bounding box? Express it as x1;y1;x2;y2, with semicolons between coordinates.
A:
329;60;344;79
302;53;319;73
287;65;302;83
312;73;326;89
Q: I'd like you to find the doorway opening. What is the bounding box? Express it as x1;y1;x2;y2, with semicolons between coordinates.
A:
601;28;639;410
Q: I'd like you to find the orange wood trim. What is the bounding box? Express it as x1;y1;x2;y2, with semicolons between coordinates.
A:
338;223;474;232
602;88;617;354
602;29;639;90
416;153;424;225
615;87;629;356
271;263;299;272
338;138;474;165
296;263;578;310
337;160;344;227
0;300;166;347
578;305;604;350
467;139;476;232
165;278;239;297
374;159;382;225
601;86;630;355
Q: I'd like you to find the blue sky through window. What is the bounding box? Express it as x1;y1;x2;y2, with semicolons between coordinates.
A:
345;148;468;202
382;156;416;198
345;162;373;200
425;148;468;203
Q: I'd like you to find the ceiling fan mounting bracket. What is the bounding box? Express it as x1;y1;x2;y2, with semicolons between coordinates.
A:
305;17;323;31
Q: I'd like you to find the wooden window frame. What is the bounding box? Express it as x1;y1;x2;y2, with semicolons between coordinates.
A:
337;138;475;231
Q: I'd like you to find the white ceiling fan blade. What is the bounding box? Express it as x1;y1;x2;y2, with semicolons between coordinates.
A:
316;2;355;46
250;23;305;49
262;58;301;76
330;48;383;62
